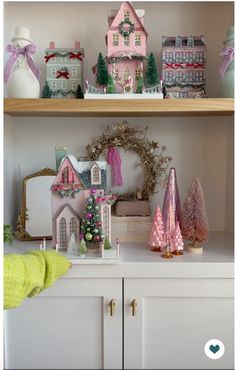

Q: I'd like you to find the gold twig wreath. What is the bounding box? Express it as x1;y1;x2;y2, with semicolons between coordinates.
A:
84;121;172;201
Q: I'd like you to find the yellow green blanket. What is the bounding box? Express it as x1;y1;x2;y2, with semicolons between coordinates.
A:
4;250;71;310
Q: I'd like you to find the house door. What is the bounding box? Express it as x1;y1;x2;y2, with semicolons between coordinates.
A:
59;217;67;248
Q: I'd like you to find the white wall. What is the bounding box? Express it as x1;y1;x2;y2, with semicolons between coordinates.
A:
4;1;234;97
9;115;232;232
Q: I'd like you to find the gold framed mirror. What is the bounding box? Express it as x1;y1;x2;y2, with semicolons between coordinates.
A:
15;168;57;241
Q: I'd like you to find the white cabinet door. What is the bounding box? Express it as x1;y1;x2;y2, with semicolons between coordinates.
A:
5;278;122;369
124;278;234;369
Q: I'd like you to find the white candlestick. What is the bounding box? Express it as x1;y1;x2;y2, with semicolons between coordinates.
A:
55;243;59;252
40;242;43;250
116;238;120;259
43;238;46;250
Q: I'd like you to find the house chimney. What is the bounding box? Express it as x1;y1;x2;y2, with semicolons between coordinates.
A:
200;35;205;43
49;42;55;49
75;41;80;49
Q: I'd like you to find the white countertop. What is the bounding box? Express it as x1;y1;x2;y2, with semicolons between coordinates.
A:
5;231;234;279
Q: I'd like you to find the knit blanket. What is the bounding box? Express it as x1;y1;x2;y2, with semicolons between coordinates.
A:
4;250;71;310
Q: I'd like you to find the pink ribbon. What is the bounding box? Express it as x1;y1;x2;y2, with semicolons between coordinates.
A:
219;47;234;78
4;43;41;84
106;147;123;187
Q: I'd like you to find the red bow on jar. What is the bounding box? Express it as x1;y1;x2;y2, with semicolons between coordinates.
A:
56;70;69;79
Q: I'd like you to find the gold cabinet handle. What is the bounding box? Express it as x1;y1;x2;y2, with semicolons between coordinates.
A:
131;299;137;316
109;299;116;316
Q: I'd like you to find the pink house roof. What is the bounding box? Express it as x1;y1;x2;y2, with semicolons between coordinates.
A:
51;155;85;189
55;204;80;221
105;1;148;45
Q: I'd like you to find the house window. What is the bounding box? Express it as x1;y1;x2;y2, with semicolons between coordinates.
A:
124;36;129;46
135;33;141;46
51;81;57;90
124;10;130;19
102;205;110;239
187;37;194;47
135;69;141;81
113;33;119;46
72;81;77;90
175;37;182;47
124;68;130;81
62;81;67;90
59;218;67;248
70;217;77;240
61;57;67;62
114;69;119;81
62;166;69;183
71;67;77;76
91;165;101;185
51;67;57;76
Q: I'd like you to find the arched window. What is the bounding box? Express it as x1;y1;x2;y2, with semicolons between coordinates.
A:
175;37;182;47
62;166;69;183
187;37;194;47
91;164;101;185
70;217;77;240
59;218;67;248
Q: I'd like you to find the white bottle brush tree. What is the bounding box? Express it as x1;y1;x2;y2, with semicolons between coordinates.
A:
181;177;209;247
67;233;78;255
148;206;165;252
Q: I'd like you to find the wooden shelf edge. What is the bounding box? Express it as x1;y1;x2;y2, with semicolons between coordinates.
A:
4;98;234;117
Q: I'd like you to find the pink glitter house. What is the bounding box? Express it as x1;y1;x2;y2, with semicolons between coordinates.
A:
99;1;148;93
50;155;111;251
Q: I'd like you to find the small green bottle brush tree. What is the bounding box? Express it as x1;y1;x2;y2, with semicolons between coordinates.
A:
81;189;104;245
96;52;109;87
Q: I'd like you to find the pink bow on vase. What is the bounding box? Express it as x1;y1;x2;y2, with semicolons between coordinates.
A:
4;43;41;84
106;147;123;187
219;47;234;78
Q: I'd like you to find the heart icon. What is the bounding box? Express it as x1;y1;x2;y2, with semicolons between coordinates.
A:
209;344;220;354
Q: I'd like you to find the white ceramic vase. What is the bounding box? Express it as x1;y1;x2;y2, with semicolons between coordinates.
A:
6;27;40;98
219;26;234;98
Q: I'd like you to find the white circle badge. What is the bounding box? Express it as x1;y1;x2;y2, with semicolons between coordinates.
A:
204;339;225;360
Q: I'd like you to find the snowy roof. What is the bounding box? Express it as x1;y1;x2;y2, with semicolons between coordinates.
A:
60;155;106;174
45;48;84;55
107;51;146;59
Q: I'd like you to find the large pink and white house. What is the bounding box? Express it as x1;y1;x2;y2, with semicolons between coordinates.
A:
51;155;111;250
95;1;148;93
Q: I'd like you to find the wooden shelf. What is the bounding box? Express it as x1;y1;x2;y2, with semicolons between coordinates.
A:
4;98;234;117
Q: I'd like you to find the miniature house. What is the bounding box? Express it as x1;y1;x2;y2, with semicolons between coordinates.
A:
162;35;207;98
105;1;148;93
44;41;84;98
51;155;111;250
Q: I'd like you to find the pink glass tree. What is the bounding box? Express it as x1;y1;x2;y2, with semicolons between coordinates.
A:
162;167;182;242
172;222;184;256
148;206;165;252
181;177;209;250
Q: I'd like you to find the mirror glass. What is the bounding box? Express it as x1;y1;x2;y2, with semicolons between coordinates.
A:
16;168;56;241
26;176;55;236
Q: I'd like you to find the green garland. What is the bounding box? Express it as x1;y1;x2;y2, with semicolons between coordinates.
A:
119;19;135;37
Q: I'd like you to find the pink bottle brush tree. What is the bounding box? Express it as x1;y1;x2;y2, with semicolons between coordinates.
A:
149;206;165;252
172;222;184;256
181;177;209;252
